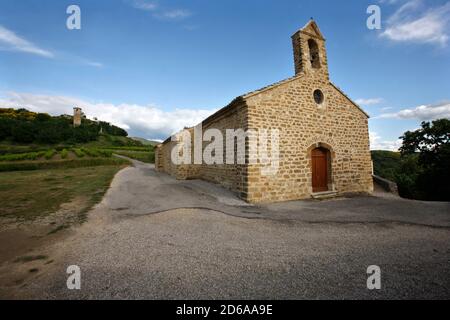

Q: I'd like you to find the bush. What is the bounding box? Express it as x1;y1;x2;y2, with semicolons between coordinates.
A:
11;122;35;143
61;149;69;159
97;149;112;157
82;148;99;158
44;149;56;160
0;118;13;140
73;149;85;158
0;151;46;162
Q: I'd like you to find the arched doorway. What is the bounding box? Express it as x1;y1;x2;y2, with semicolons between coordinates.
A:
311;147;330;193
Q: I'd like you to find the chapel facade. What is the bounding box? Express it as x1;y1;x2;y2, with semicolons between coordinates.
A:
155;20;373;203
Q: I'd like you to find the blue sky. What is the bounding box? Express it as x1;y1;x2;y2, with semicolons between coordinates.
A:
0;0;449;147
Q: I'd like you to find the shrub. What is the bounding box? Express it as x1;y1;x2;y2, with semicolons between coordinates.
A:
44;149;56;160
97;149;112;157
61;149;69;159
0;151;46;162
73;149;85;158
82;148;99;158
11;122;35;143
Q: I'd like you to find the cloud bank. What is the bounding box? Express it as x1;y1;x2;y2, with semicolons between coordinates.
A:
380;0;450;46
370;131;402;151
355;98;384;106
377;102;450;120
0;92;216;140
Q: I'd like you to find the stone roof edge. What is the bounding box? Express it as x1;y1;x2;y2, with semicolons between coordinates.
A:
329;82;370;118
158;77;369;147
158;97;245;146
242;75;302;99
292;20;326;41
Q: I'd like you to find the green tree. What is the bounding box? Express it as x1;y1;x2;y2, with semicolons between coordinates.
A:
399;119;450;201
11;122;35;143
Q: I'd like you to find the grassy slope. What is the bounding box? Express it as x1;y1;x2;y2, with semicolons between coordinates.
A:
0;134;144;154
0;133;154;168
0;165;126;224
0;136;133;231
112;150;155;163
82;134;142;148
0;157;129;172
130;137;160;146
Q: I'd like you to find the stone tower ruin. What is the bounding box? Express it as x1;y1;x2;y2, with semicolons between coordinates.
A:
73;107;82;127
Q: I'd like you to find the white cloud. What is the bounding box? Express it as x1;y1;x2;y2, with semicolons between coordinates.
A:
129;0;192;20
355;98;384;106
370;131;402;151
378;0;402;4
377;102;450;120
159;9;192;20
83;60;104;68
0;25;103;67
380;0;450;46
0;92;216;140
131;0;158;11
183;25;199;31
0;25;54;58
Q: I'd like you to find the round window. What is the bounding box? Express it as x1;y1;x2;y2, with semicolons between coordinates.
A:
313;89;324;104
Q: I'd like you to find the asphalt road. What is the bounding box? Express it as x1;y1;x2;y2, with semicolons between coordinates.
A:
3;159;450;299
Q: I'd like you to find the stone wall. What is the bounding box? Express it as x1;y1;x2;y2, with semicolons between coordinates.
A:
196;102;248;197
155;74;373;204
243;72;373;203
155;128;200;180
155;102;250;198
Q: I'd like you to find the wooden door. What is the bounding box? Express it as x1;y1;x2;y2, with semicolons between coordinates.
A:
311;148;328;193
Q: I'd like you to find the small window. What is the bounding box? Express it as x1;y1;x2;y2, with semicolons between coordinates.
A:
314;89;324;104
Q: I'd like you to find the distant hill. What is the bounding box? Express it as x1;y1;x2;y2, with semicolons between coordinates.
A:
0;108;141;147
371;150;401;181
130;137;160;146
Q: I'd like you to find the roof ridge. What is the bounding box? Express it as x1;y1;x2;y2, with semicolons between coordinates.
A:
241;74;302;99
329;82;370;118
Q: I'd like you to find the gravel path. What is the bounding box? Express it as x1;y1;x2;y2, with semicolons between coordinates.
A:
3;159;450;299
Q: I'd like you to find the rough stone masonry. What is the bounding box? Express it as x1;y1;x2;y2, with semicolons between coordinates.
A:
155;20;373;203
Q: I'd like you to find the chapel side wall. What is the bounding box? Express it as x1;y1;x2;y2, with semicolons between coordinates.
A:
244;74;373;203
197;103;249;198
155;141;179;177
